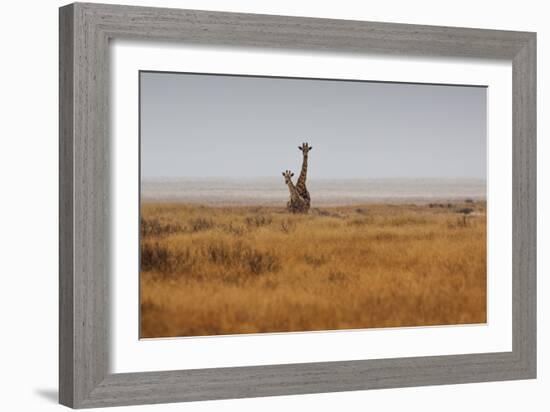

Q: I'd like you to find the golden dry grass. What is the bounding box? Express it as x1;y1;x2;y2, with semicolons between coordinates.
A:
140;201;486;338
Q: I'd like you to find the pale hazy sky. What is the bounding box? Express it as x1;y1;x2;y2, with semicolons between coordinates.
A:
140;71;486;179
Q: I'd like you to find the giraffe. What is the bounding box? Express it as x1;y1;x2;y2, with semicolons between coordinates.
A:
295;142;313;212
282;170;308;214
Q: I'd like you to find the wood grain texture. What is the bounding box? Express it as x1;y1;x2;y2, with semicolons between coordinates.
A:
59;2;536;408
59;4;74;406
512;35;537;374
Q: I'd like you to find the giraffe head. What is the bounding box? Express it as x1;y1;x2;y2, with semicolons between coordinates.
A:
282;170;295;185
298;142;313;155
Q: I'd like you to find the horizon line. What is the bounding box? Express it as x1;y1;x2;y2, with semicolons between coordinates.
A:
141;176;487;181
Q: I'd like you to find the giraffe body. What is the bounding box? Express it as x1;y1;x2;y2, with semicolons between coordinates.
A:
282;170;308;214
295;142;312;212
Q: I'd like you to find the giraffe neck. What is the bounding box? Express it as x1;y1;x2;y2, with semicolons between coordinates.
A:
286;181;300;200
296;153;308;191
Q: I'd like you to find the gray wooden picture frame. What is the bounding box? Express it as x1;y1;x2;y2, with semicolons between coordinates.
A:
59;2;536;408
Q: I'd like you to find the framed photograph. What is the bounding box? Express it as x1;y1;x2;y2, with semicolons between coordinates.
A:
59;2;536;408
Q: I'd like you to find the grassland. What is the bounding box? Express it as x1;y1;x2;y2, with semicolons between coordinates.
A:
140;201;486;338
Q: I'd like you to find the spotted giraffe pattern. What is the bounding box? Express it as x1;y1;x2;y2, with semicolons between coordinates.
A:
282;170;308;214
295;142;312;212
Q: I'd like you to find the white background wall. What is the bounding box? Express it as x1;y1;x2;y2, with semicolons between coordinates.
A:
0;0;546;411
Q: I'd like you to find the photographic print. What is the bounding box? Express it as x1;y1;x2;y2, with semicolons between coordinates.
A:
139;71;487;338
